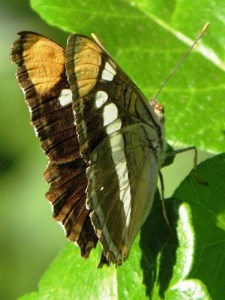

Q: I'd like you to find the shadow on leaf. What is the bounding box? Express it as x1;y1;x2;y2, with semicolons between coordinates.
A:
139;191;182;299
140;153;225;300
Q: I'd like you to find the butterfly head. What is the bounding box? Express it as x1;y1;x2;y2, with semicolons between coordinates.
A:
150;99;165;123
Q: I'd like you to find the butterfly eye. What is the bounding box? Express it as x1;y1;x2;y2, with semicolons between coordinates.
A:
150;100;164;122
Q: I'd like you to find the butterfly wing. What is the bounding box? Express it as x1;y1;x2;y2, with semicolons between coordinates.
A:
66;35;164;265
11;32;97;257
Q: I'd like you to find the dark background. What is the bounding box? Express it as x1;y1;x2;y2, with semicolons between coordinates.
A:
0;1;210;299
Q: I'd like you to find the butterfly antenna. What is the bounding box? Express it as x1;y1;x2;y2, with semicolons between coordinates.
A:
153;22;209;101
91;33;108;53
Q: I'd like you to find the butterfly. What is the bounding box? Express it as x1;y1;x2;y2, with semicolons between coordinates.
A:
11;32;165;267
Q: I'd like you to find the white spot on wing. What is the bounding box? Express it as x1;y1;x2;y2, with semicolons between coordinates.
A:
33;126;39;137
114;161;129;189
110;132;132;226
105;62;116;74
101;62;116;81
57;220;67;235
106;118;122;134
21;87;26;95
110;149;124;164
95;90;108;108
103;103;118;126
109;133;124;151
58;89;72;106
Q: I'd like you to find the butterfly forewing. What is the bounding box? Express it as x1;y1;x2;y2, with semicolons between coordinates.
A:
11;32;97;258
66;35;164;265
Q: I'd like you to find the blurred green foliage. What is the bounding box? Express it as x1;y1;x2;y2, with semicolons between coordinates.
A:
0;2;68;299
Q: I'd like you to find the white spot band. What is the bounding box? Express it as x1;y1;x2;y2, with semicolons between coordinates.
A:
110;132;131;227
101;62;116;81
95;90;108;108
58;89;73;106
103;103;118;126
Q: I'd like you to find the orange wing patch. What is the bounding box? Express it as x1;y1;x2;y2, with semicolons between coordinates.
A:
66;35;103;98
11;32;65;97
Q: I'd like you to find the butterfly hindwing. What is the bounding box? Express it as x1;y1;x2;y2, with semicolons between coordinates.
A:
11;32;97;258
66;35;164;265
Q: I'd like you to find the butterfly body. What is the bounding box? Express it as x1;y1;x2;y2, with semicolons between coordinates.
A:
11;32;165;266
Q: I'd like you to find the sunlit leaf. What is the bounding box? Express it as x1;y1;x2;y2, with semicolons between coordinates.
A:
31;0;225;153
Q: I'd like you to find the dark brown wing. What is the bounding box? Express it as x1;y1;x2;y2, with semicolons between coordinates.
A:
11;32;97;257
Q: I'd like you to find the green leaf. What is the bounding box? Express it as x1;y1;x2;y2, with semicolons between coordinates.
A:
19;234;148;300
30;0;225;153
19;154;225;300
169;153;225;300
